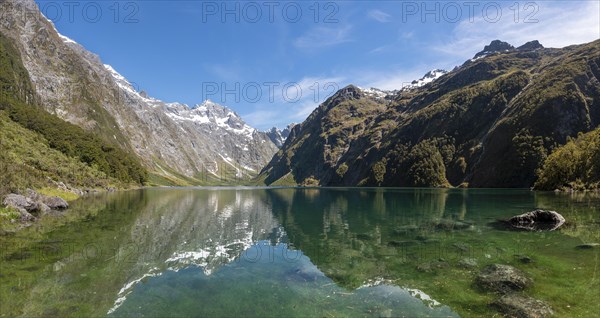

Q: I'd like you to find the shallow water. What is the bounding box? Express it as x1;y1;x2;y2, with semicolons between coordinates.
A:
0;188;598;317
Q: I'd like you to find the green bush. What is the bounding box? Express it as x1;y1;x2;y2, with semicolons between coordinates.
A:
0;31;147;187
535;128;600;190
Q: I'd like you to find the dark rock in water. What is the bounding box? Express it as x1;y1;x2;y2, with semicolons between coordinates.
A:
576;243;600;249
476;264;532;293
457;258;478;269
388;240;419;247
508;209;565;231
492;293;553;318
514;255;534;264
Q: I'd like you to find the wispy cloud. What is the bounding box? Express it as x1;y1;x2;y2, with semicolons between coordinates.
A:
433;1;600;61
357;68;430;91
242;75;346;129
399;31;414;39
293;25;353;49
368;10;391;23
368;45;389;54
204;63;241;81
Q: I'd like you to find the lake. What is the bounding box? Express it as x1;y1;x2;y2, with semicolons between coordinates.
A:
0;188;598;317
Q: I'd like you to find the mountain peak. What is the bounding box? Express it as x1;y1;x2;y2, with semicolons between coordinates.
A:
330;85;364;102
517;40;544;51
473;40;515;59
265;124;297;148
402;69;448;91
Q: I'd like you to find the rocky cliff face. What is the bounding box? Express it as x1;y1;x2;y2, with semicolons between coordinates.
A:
261;40;600;188
0;0;277;184
473;40;515;59
265;124;296;148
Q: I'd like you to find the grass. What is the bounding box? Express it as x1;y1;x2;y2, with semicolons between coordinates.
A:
37;187;80;202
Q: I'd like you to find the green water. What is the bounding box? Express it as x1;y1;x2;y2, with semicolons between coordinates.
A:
0;188;598;317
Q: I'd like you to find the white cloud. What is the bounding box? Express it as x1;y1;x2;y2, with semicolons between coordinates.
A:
368;10;391;23
357;68;430;91
293;25;353;49
433;1;600;61
242;76;346;129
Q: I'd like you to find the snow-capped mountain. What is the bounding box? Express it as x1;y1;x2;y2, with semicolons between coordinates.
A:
402;69;448;90
265;124;296;148
357;70;448;96
101;64;278;179
0;0;278;183
360;87;397;99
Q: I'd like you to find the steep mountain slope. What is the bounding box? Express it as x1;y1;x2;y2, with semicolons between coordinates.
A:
0;31;145;197
0;0;277;185
261;39;600;188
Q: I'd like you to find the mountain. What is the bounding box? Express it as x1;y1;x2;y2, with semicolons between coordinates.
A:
473;40;515;59
265;124;296;148
405;69;448;90
0;0;277;185
0;31;147;197
260;39;600;188
517;40;544;51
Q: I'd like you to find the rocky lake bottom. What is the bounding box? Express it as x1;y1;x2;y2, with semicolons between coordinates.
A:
0;188;598;317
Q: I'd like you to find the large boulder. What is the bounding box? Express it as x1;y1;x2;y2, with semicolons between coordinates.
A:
43;196;69;210
2;191;69;223
3;194;35;212
24;188;68;210
492;293;553;318
508;210;565;231
19;210;36;222
476;264;532;293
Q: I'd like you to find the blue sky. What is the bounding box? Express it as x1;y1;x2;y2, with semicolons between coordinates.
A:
37;0;599;130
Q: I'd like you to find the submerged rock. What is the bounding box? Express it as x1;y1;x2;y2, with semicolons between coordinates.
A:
508;210;565;231
576;243;600;249
417;259;449;272
492;293;553;318
432;219;473;231
388;240;419;247
476;264;532;293
457;258;478;269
